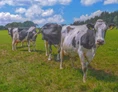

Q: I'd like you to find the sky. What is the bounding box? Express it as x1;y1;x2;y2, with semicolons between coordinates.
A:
0;0;118;27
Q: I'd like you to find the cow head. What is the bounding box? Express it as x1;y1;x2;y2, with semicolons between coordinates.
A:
94;19;107;46
8;28;12;35
8;28;13;37
28;27;37;41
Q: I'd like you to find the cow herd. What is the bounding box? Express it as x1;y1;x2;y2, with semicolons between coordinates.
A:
8;26;38;52
8;19;108;82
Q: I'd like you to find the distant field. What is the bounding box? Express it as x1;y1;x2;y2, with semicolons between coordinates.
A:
0;29;118;92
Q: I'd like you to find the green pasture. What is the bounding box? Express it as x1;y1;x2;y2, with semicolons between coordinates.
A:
0;28;118;92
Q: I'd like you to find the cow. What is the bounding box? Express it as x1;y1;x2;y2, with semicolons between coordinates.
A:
41;23;62;61
8;27;29;46
60;19;108;82
8;26;38;52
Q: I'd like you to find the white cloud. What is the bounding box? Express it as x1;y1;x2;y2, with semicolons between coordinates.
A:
0;0;71;7
74;10;102;22
0;0;32;7
14;0;32;6
34;0;57;6
33;14;64;25
59;0;72;5
41;9;54;17
47;14;64;23
80;0;102;6
25;5;54;18
0;12;64;26
25;5;42;19
0;12;25;25
0;0;70;26
33;19;46;25
80;0;118;6
15;8;26;14
0;0;13;7
0;1;5;7
104;0;118;5
34;0;72;6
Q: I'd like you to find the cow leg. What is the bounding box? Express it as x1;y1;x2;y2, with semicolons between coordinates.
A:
45;41;49;56
12;40;15;51
34;41;36;51
48;44;52;61
78;49;95;83
14;42;18;50
33;41;36;51
21;42;23;46
56;45;60;61
60;47;64;69
28;41;31;52
78;50;88;83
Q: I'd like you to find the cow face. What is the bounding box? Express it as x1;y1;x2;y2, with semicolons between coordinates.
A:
94;19;107;46
32;30;37;41
8;28;13;37
8;28;12;35
27;29;37;41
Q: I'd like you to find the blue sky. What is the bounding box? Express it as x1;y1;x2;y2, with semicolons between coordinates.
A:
0;0;118;26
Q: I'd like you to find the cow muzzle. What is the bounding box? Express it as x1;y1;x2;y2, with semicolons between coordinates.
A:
96;39;104;45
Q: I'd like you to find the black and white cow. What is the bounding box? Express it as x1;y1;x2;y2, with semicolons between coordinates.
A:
8;26;37;52
60;19;108;82
41;23;62;61
8;27;29;46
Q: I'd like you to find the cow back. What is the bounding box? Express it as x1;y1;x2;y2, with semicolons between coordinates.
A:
42;23;62;45
19;29;28;41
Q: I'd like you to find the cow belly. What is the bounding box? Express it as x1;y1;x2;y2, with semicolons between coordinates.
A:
15;40;21;43
63;44;77;57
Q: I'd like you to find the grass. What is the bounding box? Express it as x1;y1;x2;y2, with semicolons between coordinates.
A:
0;28;118;92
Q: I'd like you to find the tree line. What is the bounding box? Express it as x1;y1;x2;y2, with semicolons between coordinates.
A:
0;21;37;30
73;11;118;27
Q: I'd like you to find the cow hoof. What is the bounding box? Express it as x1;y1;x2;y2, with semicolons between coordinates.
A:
83;78;86;83
48;58;51;61
60;67;63;69
56;59;60;61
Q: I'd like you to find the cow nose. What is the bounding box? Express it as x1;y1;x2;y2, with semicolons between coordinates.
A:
97;39;104;45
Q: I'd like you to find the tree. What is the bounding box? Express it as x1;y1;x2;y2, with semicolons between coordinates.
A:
4;21;36;29
72;11;118;27
0;26;6;30
23;21;36;27
113;16;118;27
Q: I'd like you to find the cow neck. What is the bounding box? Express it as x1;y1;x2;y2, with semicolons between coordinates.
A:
11;29;13;38
81;29;96;49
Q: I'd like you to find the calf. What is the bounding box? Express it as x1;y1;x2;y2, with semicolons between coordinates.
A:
41;23;62;61
60;19;108;82
8;26;37;52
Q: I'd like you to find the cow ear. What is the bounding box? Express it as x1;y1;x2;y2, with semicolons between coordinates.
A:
108;23;115;30
87;24;94;30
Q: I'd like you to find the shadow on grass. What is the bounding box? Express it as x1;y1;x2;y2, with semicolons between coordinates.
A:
88;66;118;82
16;45;28;49
53;53;70;62
49;53;118;83
20;49;45;54
35;50;45;54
